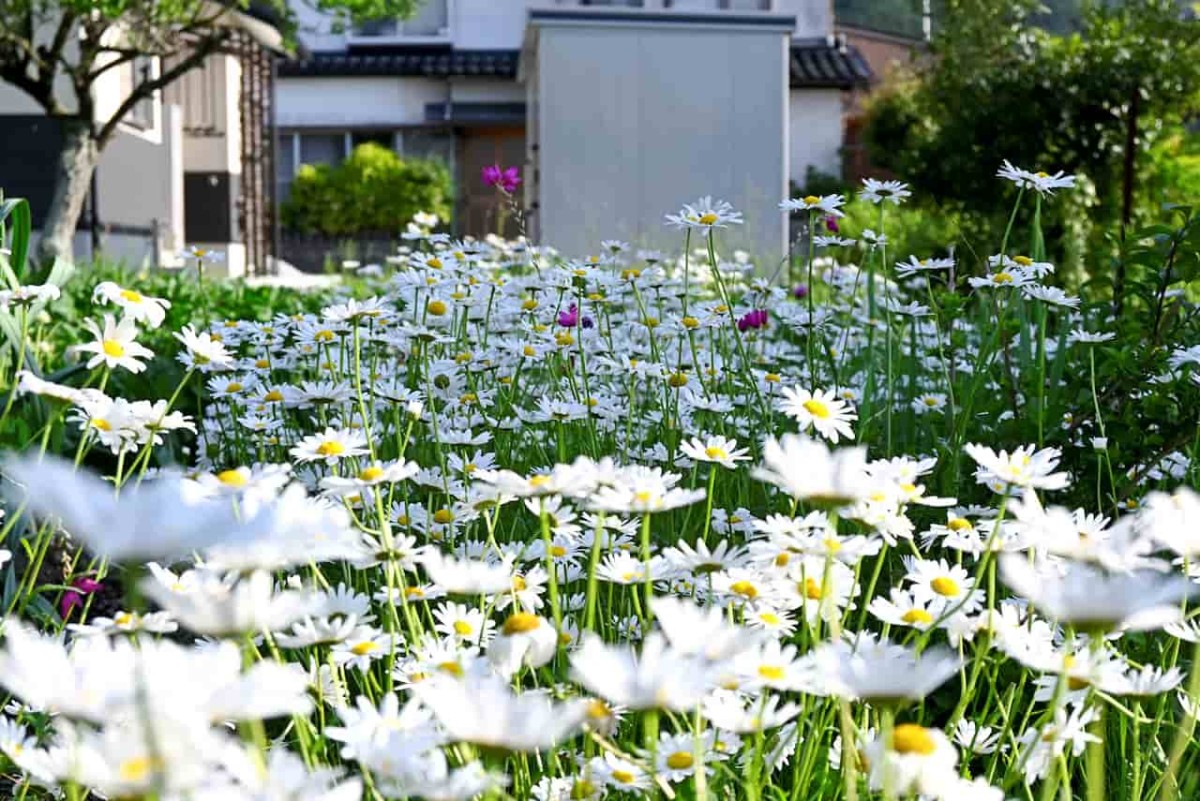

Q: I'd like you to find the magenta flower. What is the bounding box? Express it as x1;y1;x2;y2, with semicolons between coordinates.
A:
483;164;522;193
60;576;103;619
792;284;809;299
824;215;840;233
737;309;770;332
499;166;522;193
557;304;580;327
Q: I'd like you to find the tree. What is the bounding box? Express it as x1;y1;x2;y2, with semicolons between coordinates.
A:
863;0;1200;268
0;0;421;264
281;142;452;236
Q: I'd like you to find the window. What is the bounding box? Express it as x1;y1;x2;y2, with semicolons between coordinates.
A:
118;55;158;130
298;133;346;167
352;0;448;38
400;130;454;167
351;130;396;150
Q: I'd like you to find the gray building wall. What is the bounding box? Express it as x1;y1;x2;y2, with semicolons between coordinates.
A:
0;114;177;266
528;11;791;262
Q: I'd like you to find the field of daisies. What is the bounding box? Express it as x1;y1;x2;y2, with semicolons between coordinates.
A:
0;162;1198;801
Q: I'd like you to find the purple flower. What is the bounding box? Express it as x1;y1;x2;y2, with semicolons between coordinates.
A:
483;164;522;193
499;166;522;193
792;284;809;299
737;309;769;332
824;215;840;233
60;576;103;619
557;304;580;327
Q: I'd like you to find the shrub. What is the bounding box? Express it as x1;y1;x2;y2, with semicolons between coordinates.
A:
281;143;452;236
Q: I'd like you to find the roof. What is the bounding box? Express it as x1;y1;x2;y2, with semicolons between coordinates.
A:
278;46;520;79
790;38;873;89
278;39;871;88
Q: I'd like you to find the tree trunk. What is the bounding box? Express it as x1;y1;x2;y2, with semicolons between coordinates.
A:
36;120;100;265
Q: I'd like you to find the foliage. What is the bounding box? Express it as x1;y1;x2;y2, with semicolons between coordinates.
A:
281;143;453;237
863;0;1200;274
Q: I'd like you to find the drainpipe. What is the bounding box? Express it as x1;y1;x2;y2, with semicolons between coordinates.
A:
89;169;101;258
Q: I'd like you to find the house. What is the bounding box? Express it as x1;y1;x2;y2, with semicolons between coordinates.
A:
277;0;871;261
0;5;283;276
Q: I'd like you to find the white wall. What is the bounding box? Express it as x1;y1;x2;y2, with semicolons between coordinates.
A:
788;88;842;184
533;16;790;261
450;79;526;103
774;0;833;37
452;0;540;49
276;77;449;127
290;0;349;52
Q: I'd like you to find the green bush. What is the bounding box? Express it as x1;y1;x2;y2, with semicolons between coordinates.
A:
281;143;452;237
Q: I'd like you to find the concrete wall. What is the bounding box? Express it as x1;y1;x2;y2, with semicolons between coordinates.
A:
788;88;842;184
775;0;833;37
530;13;791;261
453;0;540;49
277;77;449;127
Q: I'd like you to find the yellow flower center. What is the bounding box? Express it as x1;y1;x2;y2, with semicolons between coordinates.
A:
102;339;126;358
803;195;820;205
263;390;283;402
217;469;247;487
452;620;473;635
698;212;719;225
931;576;961;597
803;399;831;419
522;298;539;311
438;661;464;677
668;372;689;388
502;612;541;635
118;756;159;783
759;611;781;625
682;316;700;329
92;418;112;431
729;580;758;600
765;372;781;383
225;382;243;393
902;609;934;625
315;329;336;342
405;586;424;598
758;665;786;681
774;552;790;567
119;289;143;303
571;780;597;800
993;272;1014;284
512;575;528;591
550;545;567;557
316;440;344;457
666;751;694;770
351;641;380;656
359;466;385;482
587;699;612;719
705;446;729;460
892;724;937;755
114;611;135;627
611;770;636;785
433;509;455;525
924;397;939;407
1014;255;1033;266
947;517;973;532
804;577;824;601
427;300;448;316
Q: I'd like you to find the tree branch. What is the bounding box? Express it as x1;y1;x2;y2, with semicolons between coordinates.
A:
96;30;231;145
